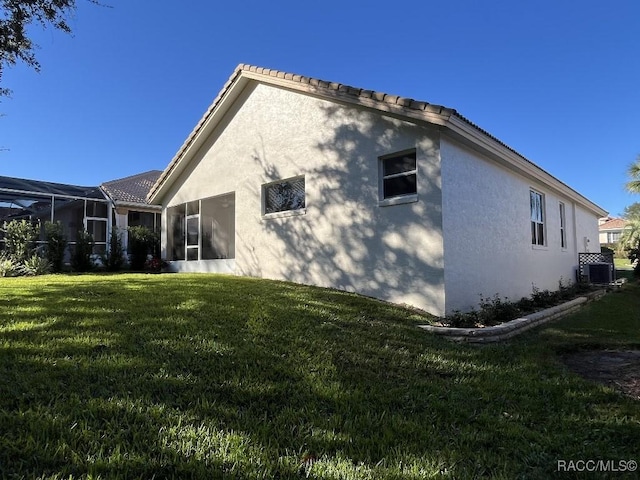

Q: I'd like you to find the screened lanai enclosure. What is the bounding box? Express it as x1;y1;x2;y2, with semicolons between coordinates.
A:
0;176;111;257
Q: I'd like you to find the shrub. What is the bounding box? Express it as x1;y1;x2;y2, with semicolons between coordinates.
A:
443;278;594;327
128;226;159;271
443;310;479;328
477;294;523;326
531;285;557;309
71;230;94;272
44;221;68;272
0;254;17;277
145;257;167;273
2;219;38;264
102;228;125;272
19;254;52;276
514;296;536;314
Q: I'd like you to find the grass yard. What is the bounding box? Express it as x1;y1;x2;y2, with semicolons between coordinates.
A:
0;274;638;479
614;258;635;271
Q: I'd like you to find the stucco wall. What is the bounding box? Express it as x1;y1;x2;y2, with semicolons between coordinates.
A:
161;82;447;315
441;137;600;313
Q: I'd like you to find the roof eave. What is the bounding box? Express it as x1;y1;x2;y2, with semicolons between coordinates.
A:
445;115;608;218
148;68;249;204
147;66;455;204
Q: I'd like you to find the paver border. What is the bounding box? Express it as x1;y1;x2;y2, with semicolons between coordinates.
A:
418;289;608;343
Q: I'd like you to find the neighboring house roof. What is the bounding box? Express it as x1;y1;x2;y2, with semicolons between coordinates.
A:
148;64;607;218
101;170;163;208
599;218;628;231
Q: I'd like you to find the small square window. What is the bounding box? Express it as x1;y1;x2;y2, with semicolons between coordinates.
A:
263;176;305;215
381;151;417;200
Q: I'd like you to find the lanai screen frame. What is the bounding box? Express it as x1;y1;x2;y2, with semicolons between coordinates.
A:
0;176;112;256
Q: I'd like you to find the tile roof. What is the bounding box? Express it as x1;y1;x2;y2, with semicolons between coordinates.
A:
148;64;607;217
599;218;628;230
101;170;163;205
234;64;524;164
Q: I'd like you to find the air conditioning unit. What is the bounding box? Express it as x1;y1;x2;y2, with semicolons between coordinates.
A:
584;262;613;284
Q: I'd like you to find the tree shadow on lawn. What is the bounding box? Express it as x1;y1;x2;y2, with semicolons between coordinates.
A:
0;275;638;478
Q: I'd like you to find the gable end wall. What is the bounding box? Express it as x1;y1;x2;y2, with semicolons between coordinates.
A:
161;82;448;315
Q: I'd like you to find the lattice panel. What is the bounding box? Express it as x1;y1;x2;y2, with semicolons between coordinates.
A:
578;252;614;266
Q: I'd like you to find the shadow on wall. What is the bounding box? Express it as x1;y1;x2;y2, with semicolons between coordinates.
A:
240;102;446;315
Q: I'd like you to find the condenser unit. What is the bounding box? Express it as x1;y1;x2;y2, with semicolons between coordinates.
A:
584;262;613;284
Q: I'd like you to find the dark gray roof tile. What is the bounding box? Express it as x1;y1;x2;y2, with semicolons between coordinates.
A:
102;170;162;205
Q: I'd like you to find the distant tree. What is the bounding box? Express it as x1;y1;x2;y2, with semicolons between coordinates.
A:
0;0;101;95
623;202;640;220
618;218;640;276
626;155;640;195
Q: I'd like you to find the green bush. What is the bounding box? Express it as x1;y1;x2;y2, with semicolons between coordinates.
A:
2;219;38;264
477;294;523;326
444;309;479;328
19;254;52;276
0;254;17;277
102;228;125;272
531;285;557;309
44;221;68;272
128;226;159;271
443;279;595;327
71;230;94;272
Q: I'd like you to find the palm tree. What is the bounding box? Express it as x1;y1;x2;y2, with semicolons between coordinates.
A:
626;156;640;193
618;218;640;275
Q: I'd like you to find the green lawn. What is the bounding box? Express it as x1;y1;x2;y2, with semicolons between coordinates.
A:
0;274;638;479
615;257;636;271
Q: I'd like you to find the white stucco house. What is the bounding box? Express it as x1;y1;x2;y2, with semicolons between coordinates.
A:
148;64;606;316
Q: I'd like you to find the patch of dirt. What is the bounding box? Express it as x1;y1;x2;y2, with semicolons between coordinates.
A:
561;350;640;400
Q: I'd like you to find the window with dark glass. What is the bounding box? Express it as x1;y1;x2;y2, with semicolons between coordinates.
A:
202;193;235;259
167;204;185;261
263;176;305;214
559;202;567;249
166;194;235;261
530;190;545;246
381;151;417;199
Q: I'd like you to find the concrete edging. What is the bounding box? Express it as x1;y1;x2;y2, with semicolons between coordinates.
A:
418;290;607;344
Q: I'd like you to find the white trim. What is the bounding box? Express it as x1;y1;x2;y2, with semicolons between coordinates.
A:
559;201;567;250
530;189;546;247
445;118;606;218
148;65;607;220
378;194;418;207
262;208;307;220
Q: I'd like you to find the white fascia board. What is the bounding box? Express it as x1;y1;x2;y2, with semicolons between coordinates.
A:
148;75;251;204
445;116;607;218
240;70;453;127
112;201;162;211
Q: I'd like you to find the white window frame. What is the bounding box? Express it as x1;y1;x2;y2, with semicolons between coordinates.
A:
262;175;306;218
378;149;418;207
559;202;567;250
607;231;621;243
185;200;200;261
530;189;546;247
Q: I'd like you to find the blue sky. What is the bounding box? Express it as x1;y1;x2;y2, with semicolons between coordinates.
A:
1;0;639;216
